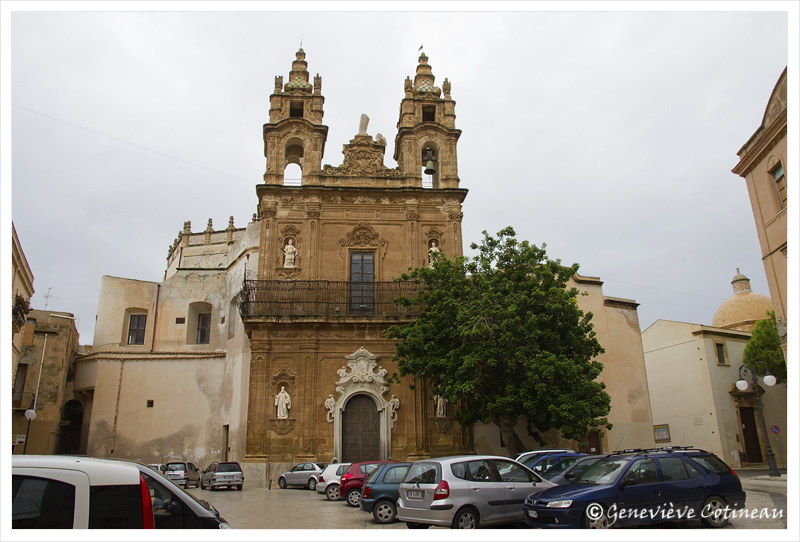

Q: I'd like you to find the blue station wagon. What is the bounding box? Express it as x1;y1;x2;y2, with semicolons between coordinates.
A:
523;447;746;529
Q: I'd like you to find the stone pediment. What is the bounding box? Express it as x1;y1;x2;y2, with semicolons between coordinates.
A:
323;134;401;178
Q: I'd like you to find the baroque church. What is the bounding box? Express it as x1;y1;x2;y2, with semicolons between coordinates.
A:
73;50;655;485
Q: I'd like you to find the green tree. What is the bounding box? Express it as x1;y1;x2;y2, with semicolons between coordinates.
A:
743;311;786;384
387;227;611;457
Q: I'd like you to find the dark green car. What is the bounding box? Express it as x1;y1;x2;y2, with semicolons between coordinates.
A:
360;462;412;524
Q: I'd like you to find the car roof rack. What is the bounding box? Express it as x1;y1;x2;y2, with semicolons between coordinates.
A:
611;446;708;455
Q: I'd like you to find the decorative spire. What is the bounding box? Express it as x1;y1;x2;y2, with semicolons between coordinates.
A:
413;53;441;97
285;48;313;93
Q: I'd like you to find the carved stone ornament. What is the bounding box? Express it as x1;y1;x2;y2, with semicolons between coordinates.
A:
425;227;444;245
322;135;402;178
325;394;336;422
338;223;388;260
269;418;296;435
335;347;389;396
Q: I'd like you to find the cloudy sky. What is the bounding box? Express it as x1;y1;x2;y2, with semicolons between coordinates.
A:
4;3;795;344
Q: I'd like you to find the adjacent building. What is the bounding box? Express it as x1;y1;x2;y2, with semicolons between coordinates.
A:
72;50;655;484
12;310;82;455
732;68;788;357
643;271;786;468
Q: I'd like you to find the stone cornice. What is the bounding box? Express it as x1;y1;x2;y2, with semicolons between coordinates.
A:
691;326;751;340
732;108;787;177
75;350;227;363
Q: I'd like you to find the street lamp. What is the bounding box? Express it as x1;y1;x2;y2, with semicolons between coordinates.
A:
736;361;780;477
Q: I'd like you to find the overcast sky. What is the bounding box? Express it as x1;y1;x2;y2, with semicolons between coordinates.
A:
4;3;795;344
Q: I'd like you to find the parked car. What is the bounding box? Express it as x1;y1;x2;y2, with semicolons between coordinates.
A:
522;452;587;475
277;462;326;490
164;461;201;488
515;449;571;465
316;463;351;501
523;447;746;528
360;462;412;523
147;463;165;473
201;462;244;491
540;455;605;485
339;461;394;507
133;463;232;528
12;455;155;529
396;455;555;529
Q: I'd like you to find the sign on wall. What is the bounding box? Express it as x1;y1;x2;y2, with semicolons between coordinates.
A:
653;424;671;443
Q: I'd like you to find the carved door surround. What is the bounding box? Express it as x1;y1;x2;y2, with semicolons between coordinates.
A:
327;347;398;461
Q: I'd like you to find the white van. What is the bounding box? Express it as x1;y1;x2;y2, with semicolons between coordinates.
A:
12;455;155;529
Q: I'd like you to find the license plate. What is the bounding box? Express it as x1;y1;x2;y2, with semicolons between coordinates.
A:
407;490;423;499
527;510;538;519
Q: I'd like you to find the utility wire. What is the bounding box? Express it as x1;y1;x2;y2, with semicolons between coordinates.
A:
13;104;259;185
603;278;725;300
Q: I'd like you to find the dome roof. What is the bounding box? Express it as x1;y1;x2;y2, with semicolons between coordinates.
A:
712;269;772;331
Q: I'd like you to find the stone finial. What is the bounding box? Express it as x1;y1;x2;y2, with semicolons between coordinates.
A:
181;222;191;247
443;77;451;98
274;75;283;94
252;213;258;223
404;76;412;96
204;219;213;245
226;216;235;243
314;73;322;94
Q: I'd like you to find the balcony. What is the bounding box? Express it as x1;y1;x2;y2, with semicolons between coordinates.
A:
12;295;29;332
238;280;422;321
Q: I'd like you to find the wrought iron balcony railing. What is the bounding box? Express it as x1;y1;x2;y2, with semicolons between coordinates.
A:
238;280;422;319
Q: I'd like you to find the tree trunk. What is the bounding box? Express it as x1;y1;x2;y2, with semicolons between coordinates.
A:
492;415;525;458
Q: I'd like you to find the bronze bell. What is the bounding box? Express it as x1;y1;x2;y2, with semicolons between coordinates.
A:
424;160;436;175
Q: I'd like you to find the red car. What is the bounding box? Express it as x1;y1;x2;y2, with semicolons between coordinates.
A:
339;461;394;507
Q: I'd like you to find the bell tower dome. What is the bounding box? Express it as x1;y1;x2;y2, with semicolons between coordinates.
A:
393;53;461;188
263;48;329;185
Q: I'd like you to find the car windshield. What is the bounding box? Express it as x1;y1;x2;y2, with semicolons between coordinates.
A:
165;463;186;471
336;464;350;476
574;458;630;484
216;463;241;473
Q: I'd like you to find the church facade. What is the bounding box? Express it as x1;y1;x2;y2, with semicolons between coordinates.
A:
74;50;655;485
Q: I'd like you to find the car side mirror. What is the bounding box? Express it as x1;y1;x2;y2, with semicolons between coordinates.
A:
620;479;633;488
564;471;576;480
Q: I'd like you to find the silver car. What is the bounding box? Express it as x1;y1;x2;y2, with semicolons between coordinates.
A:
200;461;244;490
397;455;556;529
277;462;326;490
316;463;351;500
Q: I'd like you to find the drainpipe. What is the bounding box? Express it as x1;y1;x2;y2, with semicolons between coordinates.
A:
151;284;161;352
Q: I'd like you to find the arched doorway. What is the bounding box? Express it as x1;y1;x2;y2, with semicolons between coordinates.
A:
59;399;84;454
342;394;380;463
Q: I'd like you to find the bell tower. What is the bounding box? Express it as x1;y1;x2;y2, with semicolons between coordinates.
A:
393;53;461;188
263;48;329;185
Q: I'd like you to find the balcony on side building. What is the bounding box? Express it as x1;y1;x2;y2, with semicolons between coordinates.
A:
238;280;422;321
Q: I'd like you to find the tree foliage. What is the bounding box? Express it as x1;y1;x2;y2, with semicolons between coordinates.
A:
743;311;786;384
387;227;611;456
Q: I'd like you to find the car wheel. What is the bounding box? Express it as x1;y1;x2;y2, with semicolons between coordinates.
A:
406;522;430;529
236;485;243;491
200;479;205;490
582;503;610;529
308;478;317;491
326;484;339;501
452;507;479;529
346;489;362;507
373;500;397;524
700;496;729;528
278;477;287;489
183;481;189;489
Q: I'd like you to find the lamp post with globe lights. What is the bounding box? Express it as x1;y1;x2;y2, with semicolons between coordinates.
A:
735;361;780;477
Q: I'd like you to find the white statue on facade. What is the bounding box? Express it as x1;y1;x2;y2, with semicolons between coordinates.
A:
358;114;370;135
428;241;440;268
434;394;448;417
283;239;298;268
275;386;292;418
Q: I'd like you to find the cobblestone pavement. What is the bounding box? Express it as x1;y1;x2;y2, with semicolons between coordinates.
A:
185;481;788;530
